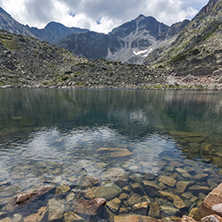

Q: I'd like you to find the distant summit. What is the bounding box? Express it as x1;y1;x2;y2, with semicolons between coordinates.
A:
57;15;189;63
0;7;89;44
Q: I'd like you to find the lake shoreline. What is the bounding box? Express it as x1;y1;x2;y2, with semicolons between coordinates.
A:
1;74;222;91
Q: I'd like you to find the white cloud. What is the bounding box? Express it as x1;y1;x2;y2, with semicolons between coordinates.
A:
0;0;209;33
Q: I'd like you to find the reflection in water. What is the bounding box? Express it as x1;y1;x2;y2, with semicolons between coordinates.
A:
0;88;222;220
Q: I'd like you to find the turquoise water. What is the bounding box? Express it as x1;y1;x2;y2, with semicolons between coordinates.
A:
0;88;222;220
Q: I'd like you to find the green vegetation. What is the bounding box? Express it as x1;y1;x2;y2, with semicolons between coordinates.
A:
171;47;201;63
0;34;21;50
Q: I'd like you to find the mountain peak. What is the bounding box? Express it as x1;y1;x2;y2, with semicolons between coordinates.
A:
136;14;146;20
45;21;66;29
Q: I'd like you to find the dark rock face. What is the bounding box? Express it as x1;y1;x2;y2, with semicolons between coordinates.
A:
56;32;124;60
56;14;188;63
29;22;89;44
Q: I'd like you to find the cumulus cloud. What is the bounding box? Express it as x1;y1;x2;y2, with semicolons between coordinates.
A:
0;0;209;33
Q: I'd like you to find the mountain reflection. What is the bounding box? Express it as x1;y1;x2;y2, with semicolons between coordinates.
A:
1;88;222;198
0;89;222;139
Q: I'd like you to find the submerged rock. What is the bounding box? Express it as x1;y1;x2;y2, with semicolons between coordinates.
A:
143;180;161;197
0;217;15;222
173;195;187;209
94;182;122;200
96;147;133;158
180;215;197;222
131;183;144;194
158;191;174;201
189;185;210;193
194;183;222;220
106;198;121;213
114;215;160;222
148;202;160;218
55;184;70;195
23;207;47;222
201;214;222;222
132;202;149;215
63;212;84;222
77;176;100;187
5;186;54;213
160;205;180;216
101;167;128;187
127;193;143;206
159;176;176;187
175;168;192;179
48;198;65;221
176;181;190;193
72;198;106;216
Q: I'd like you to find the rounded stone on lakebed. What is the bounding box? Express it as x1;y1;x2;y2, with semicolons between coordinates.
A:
94;181;122;200
159;176;176;187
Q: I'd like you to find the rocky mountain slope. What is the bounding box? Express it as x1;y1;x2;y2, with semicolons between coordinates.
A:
56;15;189;63
0;6;189;64
0;7;34;37
0;7;89;44
0;30;164;88
144;0;222;78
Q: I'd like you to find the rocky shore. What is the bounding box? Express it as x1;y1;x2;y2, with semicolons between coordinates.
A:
1;31;222;91
1;136;222;221
0;180;222;222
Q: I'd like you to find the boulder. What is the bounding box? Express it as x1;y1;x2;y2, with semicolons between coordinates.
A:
101;168;128;187
0;217;12;222
127;193;143;206
72;198;106;216
77;176;100;187
175;168;192;179
148;202;160;218
132;202;149;215
176;181;190;193
48;198;65;221
212;204;222;216
23;207;47;222
63;212;84;222
189;185;210;194
159;176;176;187
143;181;161;197
5;186;53;212
173;195;187;209
180;215;197;222
193;174;208;181
55;185;70;195
201;214;222;222
131;183;144;194
94;182;122;200
119;193;130;200
106;198;121;213
96;147;133;158
160;205;180;217
158;191;174;201
194;183;222;220
114;215;160;222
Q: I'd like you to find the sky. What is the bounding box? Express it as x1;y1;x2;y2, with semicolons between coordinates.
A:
0;0;209;33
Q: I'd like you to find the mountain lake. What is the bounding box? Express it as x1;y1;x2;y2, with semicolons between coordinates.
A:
0;88;222;221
